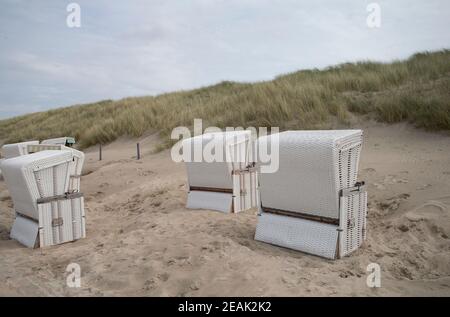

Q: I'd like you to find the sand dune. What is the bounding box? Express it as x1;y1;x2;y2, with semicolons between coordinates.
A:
0;121;449;296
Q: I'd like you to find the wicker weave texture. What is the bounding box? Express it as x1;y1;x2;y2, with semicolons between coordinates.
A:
255;188;367;259
183;131;252;188
340;190;367;257
0;151;73;219
1;141;39;159
27;144;85;192
38;196;86;247
186;191;233;213
255;212;339;259
258;130;362;219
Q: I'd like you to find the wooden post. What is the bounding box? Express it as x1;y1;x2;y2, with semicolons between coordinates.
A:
99;144;102;161
136;142;140;160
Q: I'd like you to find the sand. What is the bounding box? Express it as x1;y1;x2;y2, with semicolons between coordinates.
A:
0;122;449;296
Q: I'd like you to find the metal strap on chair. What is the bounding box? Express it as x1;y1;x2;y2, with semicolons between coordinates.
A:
260;181;366;226
36;192;84;204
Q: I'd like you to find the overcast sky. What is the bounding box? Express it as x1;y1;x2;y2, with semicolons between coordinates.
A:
0;0;449;119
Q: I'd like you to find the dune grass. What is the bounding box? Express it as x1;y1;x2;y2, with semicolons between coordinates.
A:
0;50;449;149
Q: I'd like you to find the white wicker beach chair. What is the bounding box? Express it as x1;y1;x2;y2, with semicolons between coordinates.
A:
255;130;367;259
41;137;76;147
0;151;86;248
1;141;39;159
183;131;258;213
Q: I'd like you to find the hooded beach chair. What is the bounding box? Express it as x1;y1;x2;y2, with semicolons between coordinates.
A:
0;150;86;248
255;130;367;259
41;137;76;147
1;141;39;159
0;141;39;180
0;142;84;192
183;131;258;213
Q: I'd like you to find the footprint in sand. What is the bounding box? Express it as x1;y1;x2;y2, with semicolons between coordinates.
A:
397;266;413;280
373;182;386;190
158;272;170;282
377;193;410;211
189;281;200;291
137;169;155;177
142;278;157;291
416;184;432;190
384;174;408;185
404;200;449;238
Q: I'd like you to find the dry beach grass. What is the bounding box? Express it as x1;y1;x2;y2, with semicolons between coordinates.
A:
0;50;449;149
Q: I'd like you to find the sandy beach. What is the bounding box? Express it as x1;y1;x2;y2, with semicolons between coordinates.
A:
1;121;449;296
